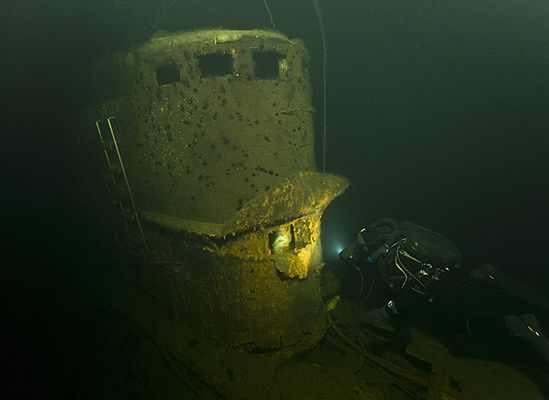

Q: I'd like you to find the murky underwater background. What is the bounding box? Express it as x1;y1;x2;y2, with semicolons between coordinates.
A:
2;0;549;398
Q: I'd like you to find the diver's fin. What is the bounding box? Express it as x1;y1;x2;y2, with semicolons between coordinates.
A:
470;263;549;310
504;314;549;364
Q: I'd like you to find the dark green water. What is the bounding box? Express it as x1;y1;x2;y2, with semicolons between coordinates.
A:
2;0;549;398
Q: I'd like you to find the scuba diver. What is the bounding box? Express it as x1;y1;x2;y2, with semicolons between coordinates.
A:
338;217;549;365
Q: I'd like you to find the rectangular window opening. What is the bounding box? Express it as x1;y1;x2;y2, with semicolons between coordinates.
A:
156;63;180;86
269;225;295;254
198;53;233;77
253;50;284;79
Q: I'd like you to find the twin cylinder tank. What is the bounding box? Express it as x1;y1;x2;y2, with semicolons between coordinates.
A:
89;29;348;350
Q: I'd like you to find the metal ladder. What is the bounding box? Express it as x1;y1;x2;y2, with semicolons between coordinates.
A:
95;117;149;253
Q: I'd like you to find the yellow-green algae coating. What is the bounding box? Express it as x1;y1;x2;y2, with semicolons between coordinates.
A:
89;29;348;349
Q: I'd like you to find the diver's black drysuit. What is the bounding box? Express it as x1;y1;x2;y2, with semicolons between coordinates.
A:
339;218;549;365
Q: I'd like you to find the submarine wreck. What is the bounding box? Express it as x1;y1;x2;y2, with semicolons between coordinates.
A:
78;28;351;397
72;29;546;400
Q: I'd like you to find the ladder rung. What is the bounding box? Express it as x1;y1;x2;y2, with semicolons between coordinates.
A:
101;141;114;151
122;209;136;220
108;164;123;175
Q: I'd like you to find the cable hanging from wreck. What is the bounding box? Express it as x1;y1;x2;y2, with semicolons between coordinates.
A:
313;0;327;173
263;0;328;172
263;0;276;30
